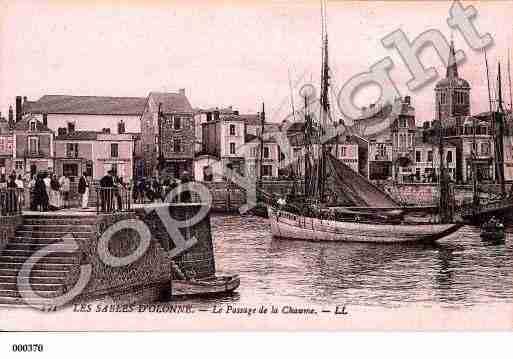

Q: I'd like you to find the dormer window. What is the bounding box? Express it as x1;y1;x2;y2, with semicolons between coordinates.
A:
29;120;37;131
67;122;75;133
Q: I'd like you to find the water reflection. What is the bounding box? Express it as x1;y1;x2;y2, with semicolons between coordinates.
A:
193;215;513;309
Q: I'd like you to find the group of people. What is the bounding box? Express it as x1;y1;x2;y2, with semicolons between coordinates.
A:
1;168;195;213
30;172;71;211
132;171;193;204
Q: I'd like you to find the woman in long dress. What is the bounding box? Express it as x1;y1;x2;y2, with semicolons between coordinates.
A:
48;174;61;210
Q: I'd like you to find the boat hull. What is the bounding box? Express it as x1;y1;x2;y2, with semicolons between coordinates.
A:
268;207;461;243
171;275;240;298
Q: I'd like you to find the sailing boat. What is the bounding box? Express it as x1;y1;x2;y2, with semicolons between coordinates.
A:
267;1;461;243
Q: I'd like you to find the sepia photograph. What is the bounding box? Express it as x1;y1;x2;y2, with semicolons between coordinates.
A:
0;0;512;340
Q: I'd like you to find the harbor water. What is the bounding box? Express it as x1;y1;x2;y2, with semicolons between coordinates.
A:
194;214;513;309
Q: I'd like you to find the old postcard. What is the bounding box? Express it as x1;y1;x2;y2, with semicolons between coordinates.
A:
0;0;512;334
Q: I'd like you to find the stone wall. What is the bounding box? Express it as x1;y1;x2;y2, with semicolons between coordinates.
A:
69;203;215;304
198;180;303;212
384;183;477;207
0;215;22;251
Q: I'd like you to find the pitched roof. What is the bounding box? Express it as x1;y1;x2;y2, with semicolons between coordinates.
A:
149;92;193;114
54;130;98;141
24;95;147;116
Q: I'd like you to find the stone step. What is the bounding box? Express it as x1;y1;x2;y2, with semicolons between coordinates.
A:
13;236;91;244
0;275;64;285
0;282;64;292
0;289;60;299
18;224;95;232
23;218;97;225
0;268;67;277
0;296;59;306
5;243;77;251
0;262;73;271
16;231;94;239
0;249;76;258
0;255;76;265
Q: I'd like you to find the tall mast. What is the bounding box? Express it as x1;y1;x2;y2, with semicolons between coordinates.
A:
258;102;265;190
437;106;453;223
317;0;330;203
509;49;512;112
495;62;506;194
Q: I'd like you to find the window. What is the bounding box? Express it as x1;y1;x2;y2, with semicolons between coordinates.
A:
86;161;93;178
66;143;79;158
203;166;213;182
481;142;490;156
446;151;453;163
229;142;236;154
229;124;236;136
63;163;78;178
28;137;38;155
427;150;433;162
416;151;421;162
399;134;407;149
29;121;36;132
262;165;272;177
173;117;181;130
399;117;407;128
263;147;270;159
15;161;23;170
173;139;181;153
110;143;119;158
377;143;386;157
340;146;347;157
67;122;75;133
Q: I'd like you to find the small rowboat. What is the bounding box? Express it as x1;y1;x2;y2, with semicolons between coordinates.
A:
171;275;240;298
268;207;462;243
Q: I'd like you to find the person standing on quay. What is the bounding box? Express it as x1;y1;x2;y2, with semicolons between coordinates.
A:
59;174;70;209
78;172;89;209
99;170;115;211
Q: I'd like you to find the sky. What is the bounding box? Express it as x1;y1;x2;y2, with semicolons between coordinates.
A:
0;0;512;125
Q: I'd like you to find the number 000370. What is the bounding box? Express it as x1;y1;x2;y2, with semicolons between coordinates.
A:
11;344;43;352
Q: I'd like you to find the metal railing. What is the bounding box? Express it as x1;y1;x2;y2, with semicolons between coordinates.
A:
95;186;132;214
0;188;24;216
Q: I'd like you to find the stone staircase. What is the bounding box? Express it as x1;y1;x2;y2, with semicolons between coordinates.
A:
0;214;96;307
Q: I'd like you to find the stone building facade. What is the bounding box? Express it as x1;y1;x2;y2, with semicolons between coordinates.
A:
13;114;54;176
140;91;194;179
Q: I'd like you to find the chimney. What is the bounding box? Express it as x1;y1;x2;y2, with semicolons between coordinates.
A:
8;106;14;128
179;88;185;96
118;120;126;134
42;113;48;127
15;96;22;123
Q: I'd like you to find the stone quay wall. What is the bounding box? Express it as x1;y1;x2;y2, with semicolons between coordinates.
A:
198;180;301;212
67;203;215;304
0;215;22;251
383;183;479;207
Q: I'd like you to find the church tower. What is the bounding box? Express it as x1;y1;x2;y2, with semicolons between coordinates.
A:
435;41;471;122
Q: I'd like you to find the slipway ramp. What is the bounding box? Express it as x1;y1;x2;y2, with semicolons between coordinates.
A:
326;154;399;208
